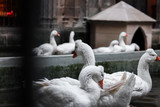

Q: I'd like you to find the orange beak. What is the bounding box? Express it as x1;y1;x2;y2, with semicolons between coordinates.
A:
57;33;60;36
98;79;103;89
156;56;160;61
73;51;77;58
126;33;128;37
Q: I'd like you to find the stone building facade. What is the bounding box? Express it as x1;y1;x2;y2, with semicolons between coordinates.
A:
39;0;160;29
39;0;116;28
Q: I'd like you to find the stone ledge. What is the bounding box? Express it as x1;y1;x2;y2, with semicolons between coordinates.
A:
1;50;160;68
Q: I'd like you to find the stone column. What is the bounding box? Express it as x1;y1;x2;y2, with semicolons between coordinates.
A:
40;0;44;26
40;0;49;27
156;0;160;28
40;0;55;28
52;0;57;27
86;0;89;17
48;0;53;27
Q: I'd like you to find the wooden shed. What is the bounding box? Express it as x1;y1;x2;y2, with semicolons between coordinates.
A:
88;1;156;50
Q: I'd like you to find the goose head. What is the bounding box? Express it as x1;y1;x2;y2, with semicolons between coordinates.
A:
73;40;83;58
119;32;128;38
50;30;60;37
143;48;160;63
70;31;75;37
119;32;128;46
110;40;119;47
73;40;93;58
133;43;140;51
69;31;75;43
79;65;104;90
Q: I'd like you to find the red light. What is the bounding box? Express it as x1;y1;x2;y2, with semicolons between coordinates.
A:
7;10;14;16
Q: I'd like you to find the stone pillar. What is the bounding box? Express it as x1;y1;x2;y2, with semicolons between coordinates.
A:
40;0;48;27
156;0;160;28
52;0;57;27
146;33;152;49
86;0;89;17
40;0;55;28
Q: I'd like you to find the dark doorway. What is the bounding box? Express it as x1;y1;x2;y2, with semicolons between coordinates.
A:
131;28;145;50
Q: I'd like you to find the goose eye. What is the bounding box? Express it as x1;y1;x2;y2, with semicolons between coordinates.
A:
101;73;104;77
150;54;155;56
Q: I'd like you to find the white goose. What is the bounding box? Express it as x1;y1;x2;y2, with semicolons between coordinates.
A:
33;30;60;56
56;31;75;55
104;48;160;100
113;32;128;53
93;40;119;53
73;40;136;107
33;65;104;107
125;43;140;52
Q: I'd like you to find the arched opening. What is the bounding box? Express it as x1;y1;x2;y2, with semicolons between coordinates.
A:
131;27;146;50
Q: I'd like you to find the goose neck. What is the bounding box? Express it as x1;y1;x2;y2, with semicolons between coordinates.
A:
69;34;74;43
79;70;101;104
109;43;113;48
137;56;152;87
119;36;125;46
109;43;115;50
81;51;95;69
50;36;57;47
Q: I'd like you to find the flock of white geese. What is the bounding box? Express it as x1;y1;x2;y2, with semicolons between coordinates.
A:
33;30;160;107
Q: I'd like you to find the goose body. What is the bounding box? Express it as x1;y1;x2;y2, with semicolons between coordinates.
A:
98;73;135;107
93;40;119;53
33;30;60;56
34;65;104;107
36;77;80;86
57;31;75;55
125;43;140;52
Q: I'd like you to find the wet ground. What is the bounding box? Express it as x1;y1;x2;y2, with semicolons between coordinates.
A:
131;75;160;107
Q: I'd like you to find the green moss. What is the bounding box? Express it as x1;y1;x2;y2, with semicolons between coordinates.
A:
33;59;160;80
33;63;83;80
96;60;139;74
33;60;139;80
